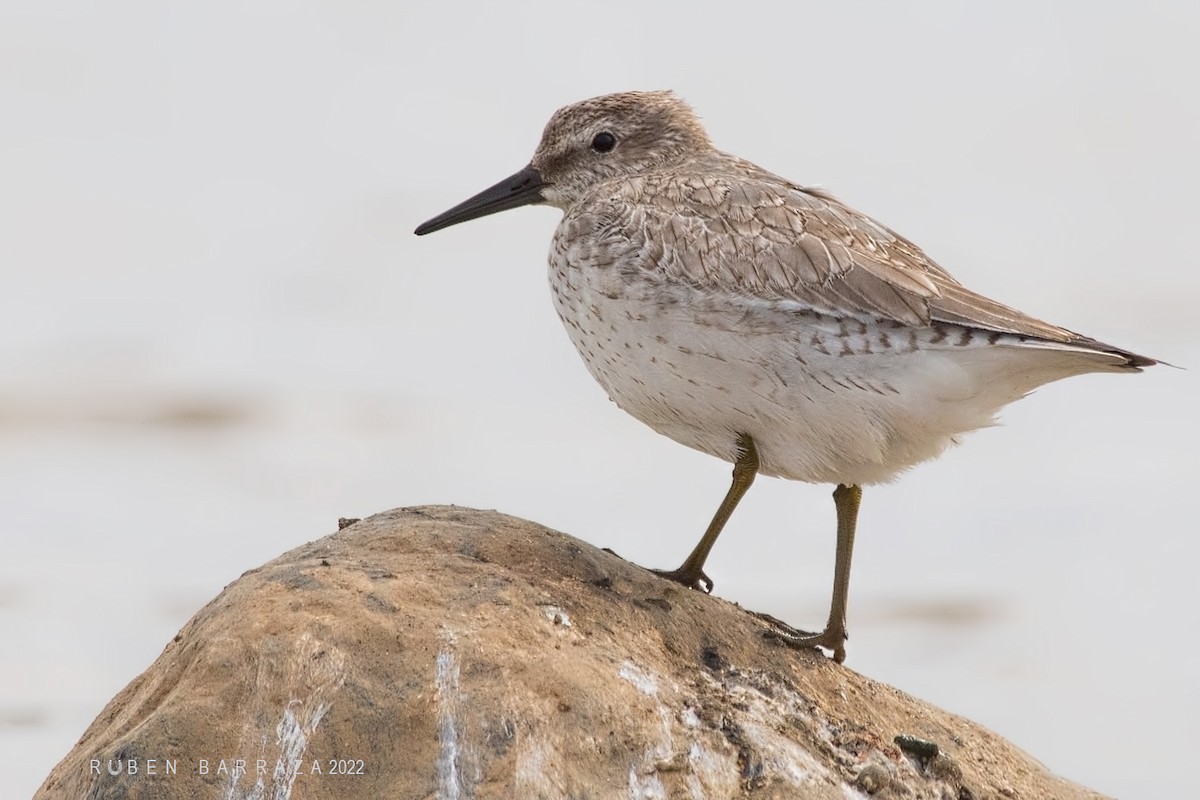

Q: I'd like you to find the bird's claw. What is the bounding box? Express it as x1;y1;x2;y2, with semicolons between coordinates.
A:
651;566;714;594
758;613;848;663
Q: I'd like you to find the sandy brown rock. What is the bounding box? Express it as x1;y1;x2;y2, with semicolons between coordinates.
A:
36;506;1107;800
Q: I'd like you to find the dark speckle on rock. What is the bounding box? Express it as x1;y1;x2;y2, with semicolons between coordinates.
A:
701;646;726;672
895;733;940;762
365;593;398;614
483;717;516;756
718;717;764;786
271;570;323;592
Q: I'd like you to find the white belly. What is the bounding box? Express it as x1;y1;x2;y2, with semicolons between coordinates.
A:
547;248;1107;486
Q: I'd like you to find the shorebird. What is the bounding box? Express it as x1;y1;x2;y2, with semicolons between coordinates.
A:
414;91;1155;662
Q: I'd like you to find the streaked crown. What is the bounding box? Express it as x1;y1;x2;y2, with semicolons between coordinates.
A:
533;91;714;208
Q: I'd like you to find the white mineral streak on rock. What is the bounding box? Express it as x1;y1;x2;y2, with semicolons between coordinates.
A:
275;632;343;800
216;633;345;800
618;660;659;696
627;763;668;799
680;705;702;729
619;661;673;798
221;631;345;800
718;670;829;787
540;604;572;627
514;734;563;795
614;657;854;796
270;705;315;800
435;629;466;800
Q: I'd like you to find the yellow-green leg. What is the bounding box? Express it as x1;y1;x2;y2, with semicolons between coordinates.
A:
653;433;759;593
767;483;862;663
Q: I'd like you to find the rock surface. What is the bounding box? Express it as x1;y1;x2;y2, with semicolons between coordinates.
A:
37;505;1107;799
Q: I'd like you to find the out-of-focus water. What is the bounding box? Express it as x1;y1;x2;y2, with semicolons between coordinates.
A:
2;3;1197;798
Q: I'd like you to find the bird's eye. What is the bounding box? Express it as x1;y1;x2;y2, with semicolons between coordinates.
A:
591;132;617;153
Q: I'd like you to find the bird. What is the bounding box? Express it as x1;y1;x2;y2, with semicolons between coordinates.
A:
414;90;1156;662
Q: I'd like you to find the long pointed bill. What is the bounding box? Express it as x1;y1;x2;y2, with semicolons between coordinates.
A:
414;165;547;235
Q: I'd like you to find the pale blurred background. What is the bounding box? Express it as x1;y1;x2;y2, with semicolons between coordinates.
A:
2;1;1197;797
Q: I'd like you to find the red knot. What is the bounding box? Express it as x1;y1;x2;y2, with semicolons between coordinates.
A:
415;90;1157;663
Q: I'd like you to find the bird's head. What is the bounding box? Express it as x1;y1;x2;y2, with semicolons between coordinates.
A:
414;91;711;235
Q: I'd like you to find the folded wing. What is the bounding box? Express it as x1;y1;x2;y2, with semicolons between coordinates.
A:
581;165;1154;369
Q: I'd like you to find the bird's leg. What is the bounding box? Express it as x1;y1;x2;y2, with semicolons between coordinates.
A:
765;483;862;663
653;433;758;593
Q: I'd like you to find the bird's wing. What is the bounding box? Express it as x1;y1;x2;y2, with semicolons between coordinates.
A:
581;168;1144;361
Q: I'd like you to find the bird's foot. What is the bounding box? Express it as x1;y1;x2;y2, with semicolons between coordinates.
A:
757;611;848;663
650;566;714;594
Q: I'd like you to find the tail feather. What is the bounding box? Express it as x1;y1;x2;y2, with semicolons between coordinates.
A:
1004;335;1157;372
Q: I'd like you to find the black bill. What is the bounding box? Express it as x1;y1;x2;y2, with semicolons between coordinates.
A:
414;165;546;235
